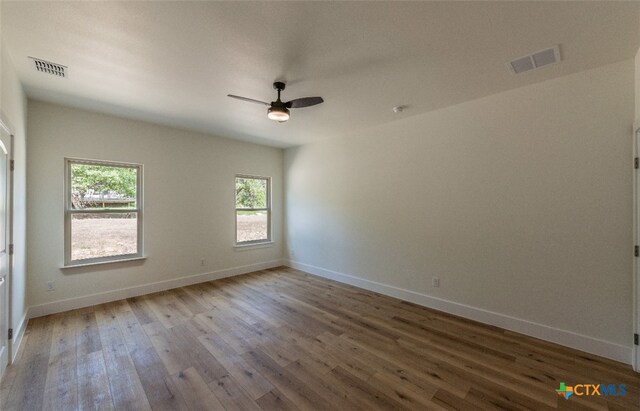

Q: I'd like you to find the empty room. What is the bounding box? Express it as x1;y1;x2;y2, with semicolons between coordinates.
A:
1;1;640;410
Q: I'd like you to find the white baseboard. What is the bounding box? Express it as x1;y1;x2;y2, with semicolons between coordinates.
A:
10;312;27;363
28;259;285;319
285;260;632;365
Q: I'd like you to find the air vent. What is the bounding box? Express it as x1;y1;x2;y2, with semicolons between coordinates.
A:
29;57;67;78
507;45;561;74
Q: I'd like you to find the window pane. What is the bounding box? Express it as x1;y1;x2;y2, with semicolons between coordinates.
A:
71;163;137;209
235;177;267;209
71;213;138;261
236;210;268;243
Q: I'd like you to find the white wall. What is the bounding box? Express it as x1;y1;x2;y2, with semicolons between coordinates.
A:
1;40;28;355
27;101;283;313
286;60;635;362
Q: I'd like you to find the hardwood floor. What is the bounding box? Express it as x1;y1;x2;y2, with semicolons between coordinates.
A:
1;267;638;410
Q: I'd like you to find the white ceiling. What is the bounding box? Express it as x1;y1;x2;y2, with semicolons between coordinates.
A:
2;1;639;148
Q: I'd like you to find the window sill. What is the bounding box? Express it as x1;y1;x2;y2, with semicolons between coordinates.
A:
61;256;147;269
233;241;274;251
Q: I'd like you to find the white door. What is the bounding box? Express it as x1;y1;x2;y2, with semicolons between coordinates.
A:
0;125;11;379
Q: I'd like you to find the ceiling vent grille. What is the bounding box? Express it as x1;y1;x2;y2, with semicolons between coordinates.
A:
507;45;561;74
29;57;67;78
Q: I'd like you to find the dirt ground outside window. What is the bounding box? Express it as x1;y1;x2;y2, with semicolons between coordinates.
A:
72;214;269;260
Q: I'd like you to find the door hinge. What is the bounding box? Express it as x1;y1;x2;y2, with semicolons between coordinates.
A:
10;160;14;171
635;333;639;345
635;157;639;169
9;244;14;255
635;245;638;257
8;328;12;340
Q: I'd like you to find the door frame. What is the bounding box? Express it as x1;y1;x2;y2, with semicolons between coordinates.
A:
0;116;13;378
634;126;640;372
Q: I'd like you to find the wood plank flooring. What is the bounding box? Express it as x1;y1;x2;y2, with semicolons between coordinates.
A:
1;267;639;410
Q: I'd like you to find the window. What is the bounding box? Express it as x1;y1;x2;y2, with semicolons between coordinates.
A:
64;158;142;266
235;175;271;245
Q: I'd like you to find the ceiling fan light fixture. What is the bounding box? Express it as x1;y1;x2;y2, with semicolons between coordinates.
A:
229;81;322;123
267;106;290;122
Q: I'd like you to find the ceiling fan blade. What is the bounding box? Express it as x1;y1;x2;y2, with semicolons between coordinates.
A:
227;95;270;106
286;97;324;109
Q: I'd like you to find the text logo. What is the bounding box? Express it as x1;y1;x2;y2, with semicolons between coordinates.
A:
555;382;627;400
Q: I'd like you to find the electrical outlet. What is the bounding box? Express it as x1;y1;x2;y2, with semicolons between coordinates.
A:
432;277;440;288
200;259;206;267
46;281;55;291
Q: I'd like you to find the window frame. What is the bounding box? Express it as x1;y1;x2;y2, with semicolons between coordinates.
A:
235;174;271;246
64;158;143;267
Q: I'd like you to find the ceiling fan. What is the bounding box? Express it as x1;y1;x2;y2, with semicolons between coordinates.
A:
228;82;323;122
